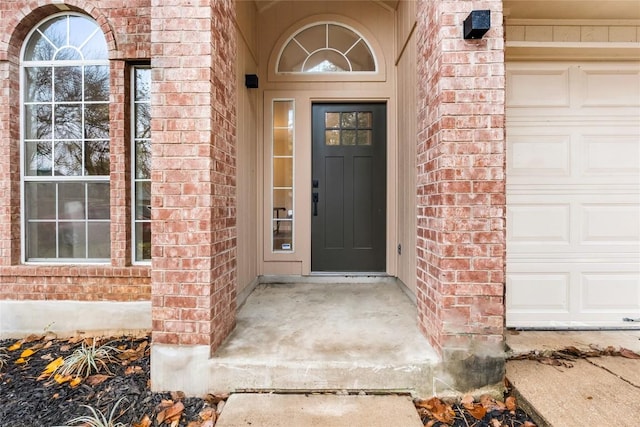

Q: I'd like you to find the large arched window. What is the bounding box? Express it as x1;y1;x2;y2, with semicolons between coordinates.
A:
277;23;376;73
21;13;110;261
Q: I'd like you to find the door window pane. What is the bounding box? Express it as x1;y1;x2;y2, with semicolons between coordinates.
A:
323;111;374;146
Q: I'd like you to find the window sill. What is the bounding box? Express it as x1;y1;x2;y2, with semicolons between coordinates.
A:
0;264;151;278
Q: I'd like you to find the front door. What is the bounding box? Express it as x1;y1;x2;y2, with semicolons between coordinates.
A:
311;103;386;272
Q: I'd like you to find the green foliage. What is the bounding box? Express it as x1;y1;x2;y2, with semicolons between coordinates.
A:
57;339;120;378
56;397;129;427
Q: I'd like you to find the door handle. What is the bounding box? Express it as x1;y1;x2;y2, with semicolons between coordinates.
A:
312;193;319;216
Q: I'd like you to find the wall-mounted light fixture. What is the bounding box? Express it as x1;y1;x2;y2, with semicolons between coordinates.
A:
463;10;491;39
245;74;259;89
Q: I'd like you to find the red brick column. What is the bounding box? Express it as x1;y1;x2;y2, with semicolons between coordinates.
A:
0;56;19;266
151;0;237;353
416;0;505;391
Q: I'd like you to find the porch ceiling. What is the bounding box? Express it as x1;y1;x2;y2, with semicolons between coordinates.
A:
254;0;399;14
504;0;640;20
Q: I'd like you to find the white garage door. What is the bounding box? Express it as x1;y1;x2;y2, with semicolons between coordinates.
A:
506;61;640;328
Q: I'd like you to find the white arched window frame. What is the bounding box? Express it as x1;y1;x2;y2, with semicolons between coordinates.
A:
20;12;111;263
268;17;386;82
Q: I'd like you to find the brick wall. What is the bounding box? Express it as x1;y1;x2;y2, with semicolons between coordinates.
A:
150;0;237;351
0;0;152;301
415;0;506;359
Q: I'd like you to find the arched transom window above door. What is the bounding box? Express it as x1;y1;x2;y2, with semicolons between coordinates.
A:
277;23;376;73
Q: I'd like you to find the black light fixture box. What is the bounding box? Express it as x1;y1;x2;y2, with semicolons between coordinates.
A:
245;74;259;89
463;10;491;39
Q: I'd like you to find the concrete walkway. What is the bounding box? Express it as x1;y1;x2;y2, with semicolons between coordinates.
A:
215;393;423;427
506;330;640;427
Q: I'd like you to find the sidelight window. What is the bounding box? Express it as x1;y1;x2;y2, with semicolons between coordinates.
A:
272;100;294;252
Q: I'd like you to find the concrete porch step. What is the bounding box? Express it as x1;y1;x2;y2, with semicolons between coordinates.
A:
208;281;439;396
214;393;424;427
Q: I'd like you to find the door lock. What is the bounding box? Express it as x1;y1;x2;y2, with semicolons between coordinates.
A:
312;193;319;216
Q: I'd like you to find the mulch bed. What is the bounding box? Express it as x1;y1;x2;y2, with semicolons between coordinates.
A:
0;334;538;427
0;335;213;426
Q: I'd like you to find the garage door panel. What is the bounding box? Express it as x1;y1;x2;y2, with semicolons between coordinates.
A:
509;194;640;255
508;203;570;243
507;66;570;107
507;263;640;328
507;273;570;312
582;135;640;176
581;204;640;244
508;127;639;186
578;65;640;107
508;134;571;177
582;272;640;312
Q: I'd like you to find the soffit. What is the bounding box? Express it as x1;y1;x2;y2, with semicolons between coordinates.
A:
504;0;640;20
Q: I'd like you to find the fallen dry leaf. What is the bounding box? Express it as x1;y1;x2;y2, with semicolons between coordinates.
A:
39;356;64;380
505;396;517;412
23;334;42;344
165;401;185;419
620;348;640;359
54;373;73;384
125;366;144;375
67;336;85;345
467;404;487;420
199;407;216;421
203;392;229;405
415;397;455;425
133;414;152;427
156;400;184;425
20;349;35;358
85;374;111;386
461;395;487;420
119;340;149;362
461;394;474;408
69;377;82;388
479;394;506;412
15;358;27;365
171;390;186;401
186;422;202;427
7;341;22;351
523;422;537;427
490;419;501;427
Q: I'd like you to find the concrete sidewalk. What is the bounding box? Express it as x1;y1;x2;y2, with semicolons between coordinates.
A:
506;330;640;427
215;393;423;427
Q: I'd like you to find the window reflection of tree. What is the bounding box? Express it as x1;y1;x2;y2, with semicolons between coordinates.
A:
24;40;110;177
23;14;111;260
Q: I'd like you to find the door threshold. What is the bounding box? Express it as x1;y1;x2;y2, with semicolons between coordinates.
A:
310;272;389;276
259;274;395;285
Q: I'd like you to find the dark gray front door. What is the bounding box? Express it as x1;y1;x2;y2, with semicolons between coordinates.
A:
311;103;386;272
